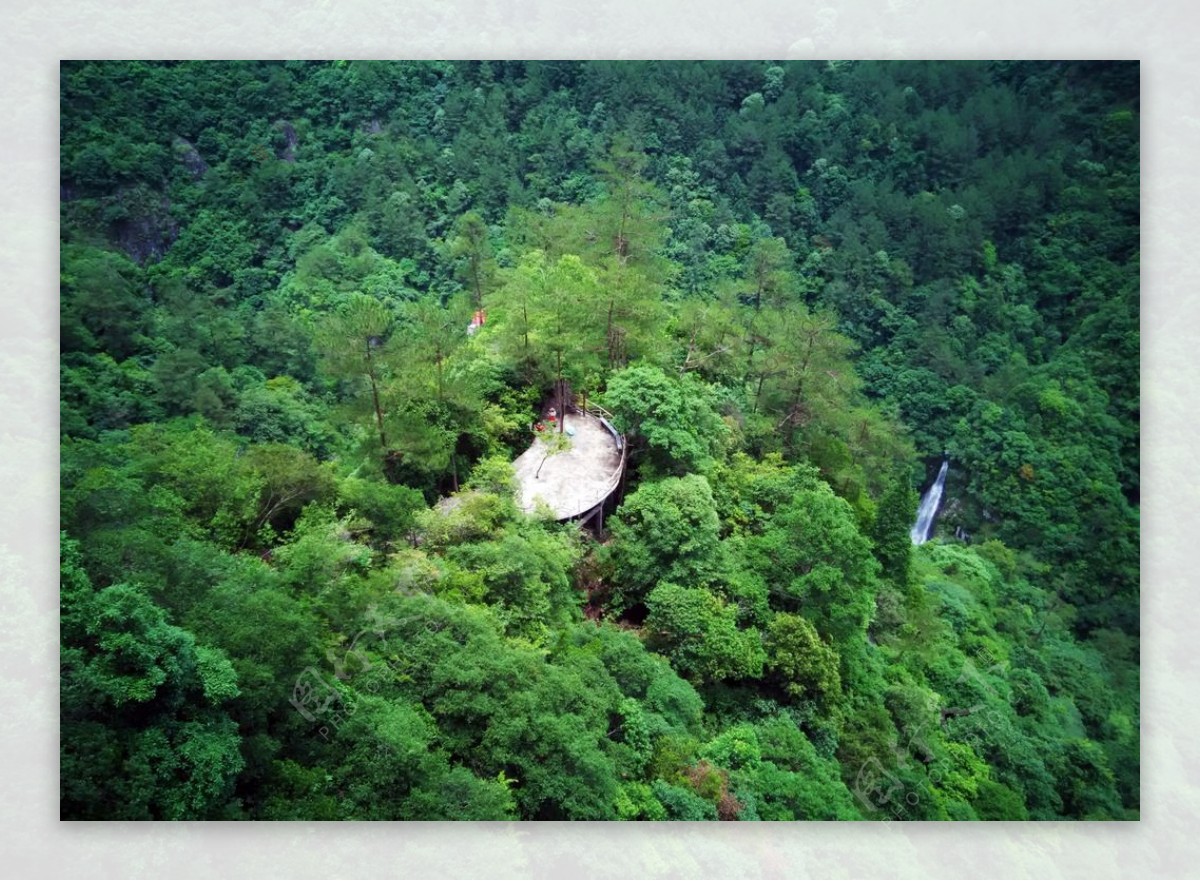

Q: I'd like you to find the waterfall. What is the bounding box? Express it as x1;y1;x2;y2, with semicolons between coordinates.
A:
911;459;949;545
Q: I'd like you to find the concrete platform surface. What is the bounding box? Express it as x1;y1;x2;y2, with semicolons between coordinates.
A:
511;413;623;519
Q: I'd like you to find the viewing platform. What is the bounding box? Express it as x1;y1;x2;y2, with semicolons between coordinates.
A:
511;407;626;521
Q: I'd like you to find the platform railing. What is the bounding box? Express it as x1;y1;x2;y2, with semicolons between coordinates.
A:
568;396;627;517
576;397;624;452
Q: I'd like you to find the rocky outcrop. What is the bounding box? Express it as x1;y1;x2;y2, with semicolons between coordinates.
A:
274;120;299;162
111;186;179;265
171;136;209;180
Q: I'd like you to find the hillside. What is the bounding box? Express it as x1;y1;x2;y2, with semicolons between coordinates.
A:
59;60;1139;820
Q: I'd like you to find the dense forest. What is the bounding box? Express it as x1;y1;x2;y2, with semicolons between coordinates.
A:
59;60;1139;820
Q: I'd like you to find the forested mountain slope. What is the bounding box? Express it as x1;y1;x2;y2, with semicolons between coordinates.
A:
60;60;1138;820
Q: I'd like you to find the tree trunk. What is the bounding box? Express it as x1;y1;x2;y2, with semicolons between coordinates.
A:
556;352;565;434
752;370;767;414
606;298;615;370
521;300;530;354
785;379;805;449
744;336;758;385
365;341;388;450
435;348;444;402
470;254;483;310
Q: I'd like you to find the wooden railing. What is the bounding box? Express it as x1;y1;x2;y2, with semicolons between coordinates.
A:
577;397;624;452
576;397;614;421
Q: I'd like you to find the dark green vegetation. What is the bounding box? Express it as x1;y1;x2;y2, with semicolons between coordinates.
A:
60;60;1138;820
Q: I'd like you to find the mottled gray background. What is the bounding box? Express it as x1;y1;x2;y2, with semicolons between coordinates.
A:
4;0;1191;877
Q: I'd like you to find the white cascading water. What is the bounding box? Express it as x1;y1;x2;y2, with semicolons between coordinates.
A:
910;459;949;545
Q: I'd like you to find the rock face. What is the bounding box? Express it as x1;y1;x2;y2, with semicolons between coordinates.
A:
172;136;209;180
111;186;179;265
274;120;299;162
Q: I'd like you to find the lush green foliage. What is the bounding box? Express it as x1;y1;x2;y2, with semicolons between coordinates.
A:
60;60;1137;820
